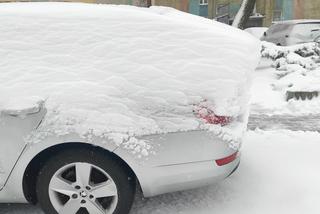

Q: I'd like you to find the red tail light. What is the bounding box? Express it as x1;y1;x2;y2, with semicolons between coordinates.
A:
215;152;238;166
201;114;232;126
194;104;232;126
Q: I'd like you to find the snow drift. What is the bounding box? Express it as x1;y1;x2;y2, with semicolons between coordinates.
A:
0;3;260;154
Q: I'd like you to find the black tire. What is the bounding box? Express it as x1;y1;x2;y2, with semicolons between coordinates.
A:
36;147;135;214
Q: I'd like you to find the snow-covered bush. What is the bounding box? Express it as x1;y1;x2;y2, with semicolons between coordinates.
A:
261;41;320;99
261;41;320;60
0;3;260;153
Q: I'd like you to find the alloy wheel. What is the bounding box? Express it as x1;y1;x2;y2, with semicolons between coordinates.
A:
48;162;118;214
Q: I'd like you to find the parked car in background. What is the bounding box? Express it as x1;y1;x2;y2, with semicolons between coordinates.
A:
245;27;269;39
261;20;320;46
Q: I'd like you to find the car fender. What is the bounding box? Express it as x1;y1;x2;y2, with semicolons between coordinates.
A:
0;133;119;203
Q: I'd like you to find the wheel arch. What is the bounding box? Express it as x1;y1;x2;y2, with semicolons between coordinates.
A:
22;142;139;204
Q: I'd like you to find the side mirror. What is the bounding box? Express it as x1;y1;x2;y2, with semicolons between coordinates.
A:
263;32;267;37
1;100;44;118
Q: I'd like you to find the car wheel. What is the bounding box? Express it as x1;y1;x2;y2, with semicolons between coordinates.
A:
36;147;135;214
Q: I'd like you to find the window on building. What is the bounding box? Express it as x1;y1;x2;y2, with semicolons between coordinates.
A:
273;10;282;21
217;4;229;15
215;4;230;24
216;15;230;24
199;0;208;6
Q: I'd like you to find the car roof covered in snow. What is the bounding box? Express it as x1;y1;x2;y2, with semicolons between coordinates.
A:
0;2;261;152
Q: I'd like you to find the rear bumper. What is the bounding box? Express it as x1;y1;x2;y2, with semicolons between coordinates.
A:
142;154;240;197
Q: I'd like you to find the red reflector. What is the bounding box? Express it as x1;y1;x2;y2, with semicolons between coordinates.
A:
215;152;238;166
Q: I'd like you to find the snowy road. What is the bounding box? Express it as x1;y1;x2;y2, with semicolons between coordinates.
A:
248;114;320;131
1;130;319;214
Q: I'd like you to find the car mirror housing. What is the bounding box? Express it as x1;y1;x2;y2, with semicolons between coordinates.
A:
1;100;44;118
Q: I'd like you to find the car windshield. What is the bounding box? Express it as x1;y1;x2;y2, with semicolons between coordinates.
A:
291;23;320;40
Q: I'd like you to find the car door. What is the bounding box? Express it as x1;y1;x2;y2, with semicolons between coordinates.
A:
0;103;46;189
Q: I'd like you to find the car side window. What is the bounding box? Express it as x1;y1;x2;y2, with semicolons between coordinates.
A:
291;23;320;40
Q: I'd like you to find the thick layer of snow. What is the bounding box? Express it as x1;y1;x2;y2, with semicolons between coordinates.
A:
2;130;320;214
0;3;260;152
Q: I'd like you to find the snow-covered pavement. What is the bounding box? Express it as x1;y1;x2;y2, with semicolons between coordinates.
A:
248;114;320;131
1;130;319;214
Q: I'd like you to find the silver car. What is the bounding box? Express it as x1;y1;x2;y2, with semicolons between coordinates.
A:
0;95;240;214
261;20;320;46
0;3;245;214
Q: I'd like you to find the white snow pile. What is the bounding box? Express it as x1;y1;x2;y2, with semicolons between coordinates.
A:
261;41;320;93
0;3;260;154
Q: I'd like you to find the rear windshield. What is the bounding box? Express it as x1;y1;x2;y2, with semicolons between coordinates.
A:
291;23;320;40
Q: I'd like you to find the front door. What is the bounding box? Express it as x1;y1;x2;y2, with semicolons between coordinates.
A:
0;103;46;188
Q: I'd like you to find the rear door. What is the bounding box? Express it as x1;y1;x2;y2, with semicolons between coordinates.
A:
0;103;46;188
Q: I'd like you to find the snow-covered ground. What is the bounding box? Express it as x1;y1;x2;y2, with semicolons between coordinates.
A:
1;129;320;214
251;57;320;115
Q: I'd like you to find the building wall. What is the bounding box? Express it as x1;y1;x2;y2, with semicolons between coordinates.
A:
212;0;320;27
152;0;189;12
282;0;293;20
199;3;208;17
294;0;304;19
256;0;273;27
153;0;210;17
261;0;320;26
188;0;199;15
301;0;320;19
96;0;132;4
1;0;319;25
0;0;153;5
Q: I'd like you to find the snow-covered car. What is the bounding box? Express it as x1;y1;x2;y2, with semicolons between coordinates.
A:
0;3;260;214
245;27;269;39
261;20;320;46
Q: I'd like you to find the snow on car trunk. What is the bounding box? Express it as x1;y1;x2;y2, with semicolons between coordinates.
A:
0;3;260;154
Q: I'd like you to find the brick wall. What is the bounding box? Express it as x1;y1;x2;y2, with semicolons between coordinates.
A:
152;0;189;12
